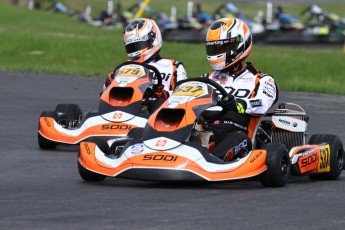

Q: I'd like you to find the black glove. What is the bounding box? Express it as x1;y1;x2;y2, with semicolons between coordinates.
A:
152;84;169;99
221;94;237;111
221;95;246;114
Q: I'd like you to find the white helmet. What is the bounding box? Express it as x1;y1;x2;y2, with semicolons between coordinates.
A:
124;18;162;62
205;18;252;71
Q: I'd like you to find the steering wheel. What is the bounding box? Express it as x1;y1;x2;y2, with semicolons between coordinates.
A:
112;61;162;86
176;77;231;119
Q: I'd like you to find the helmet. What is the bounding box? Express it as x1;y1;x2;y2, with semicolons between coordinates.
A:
123;18;162;62
205;18;252;71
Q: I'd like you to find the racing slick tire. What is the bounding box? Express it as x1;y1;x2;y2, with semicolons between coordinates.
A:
78;159;106;182
308;134;344;180
260;143;290;187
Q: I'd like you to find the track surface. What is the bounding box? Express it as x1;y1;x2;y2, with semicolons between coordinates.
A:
1;71;345;230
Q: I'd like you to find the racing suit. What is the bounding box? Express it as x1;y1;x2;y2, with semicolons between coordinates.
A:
203;62;278;161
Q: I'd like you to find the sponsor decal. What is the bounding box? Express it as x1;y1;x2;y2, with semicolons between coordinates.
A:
227;87;251;98
299;149;318;173
117;67;143;78
113;113;123;120
84;143;91;155
222;120;247;130
212;74;228;85
155;139;167;147
160;73;171;81
234;139;248;154
250;151;263;163
101;124;132;130
264;81;275;88
263;85;276;94
268;78;275;84
278;119;291;126
263;90;274;98
44;117;51;127
240;77;253;82
168;96;187;107
301;154;317;168
249;99;262;108
317;146;330;173
206;40;227;45
131;144;144;155
303;149;316;157
126;34;148;43
143;154;178;162
174;85;205;97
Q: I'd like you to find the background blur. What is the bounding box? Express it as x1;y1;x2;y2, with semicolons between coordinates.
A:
1;0;344;94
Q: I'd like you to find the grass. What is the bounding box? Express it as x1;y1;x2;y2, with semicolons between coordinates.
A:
0;2;345;94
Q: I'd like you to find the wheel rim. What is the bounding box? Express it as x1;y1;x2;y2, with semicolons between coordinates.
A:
336;148;344;170
280;154;289;177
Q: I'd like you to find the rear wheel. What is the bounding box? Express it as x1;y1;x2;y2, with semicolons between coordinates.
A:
78;160;106;182
260;143;290;187
308;134;344;180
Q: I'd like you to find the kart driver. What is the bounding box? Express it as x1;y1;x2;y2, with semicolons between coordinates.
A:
202;18;278;162
103;18;187;111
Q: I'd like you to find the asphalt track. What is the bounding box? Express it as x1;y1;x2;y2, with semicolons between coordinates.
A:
1;70;345;230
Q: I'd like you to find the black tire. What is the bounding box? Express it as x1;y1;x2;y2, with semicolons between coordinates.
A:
308;134;344;180
78;160;106;182
38;132;57;149
260;143;290;187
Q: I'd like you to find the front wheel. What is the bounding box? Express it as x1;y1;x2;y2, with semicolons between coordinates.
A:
78;160;106;182
260;143;290;187
308;134;344;180
38;132;57;149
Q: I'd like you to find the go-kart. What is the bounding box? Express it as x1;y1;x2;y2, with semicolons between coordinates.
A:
78;78;344;187
38;61;163;149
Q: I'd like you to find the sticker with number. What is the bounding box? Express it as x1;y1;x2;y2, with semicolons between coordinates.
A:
317;145;331;173
116;67;143;78
173;84;205;97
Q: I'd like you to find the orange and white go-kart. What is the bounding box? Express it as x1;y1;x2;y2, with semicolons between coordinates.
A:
78;78;344;187
38;61;162;149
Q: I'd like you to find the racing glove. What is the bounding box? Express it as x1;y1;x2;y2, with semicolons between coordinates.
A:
152;84;169;99
221;94;237;111
221;95;246;114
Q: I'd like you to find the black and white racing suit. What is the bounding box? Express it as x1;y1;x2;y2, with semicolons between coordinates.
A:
203;62;279;161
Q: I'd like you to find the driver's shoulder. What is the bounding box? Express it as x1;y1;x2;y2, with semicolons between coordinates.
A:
150;58;183;67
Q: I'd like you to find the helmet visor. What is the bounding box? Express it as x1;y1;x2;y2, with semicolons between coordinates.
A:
125;41;149;54
205;39;239;56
